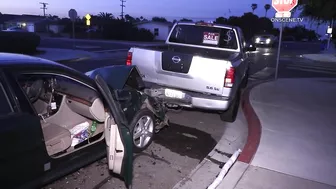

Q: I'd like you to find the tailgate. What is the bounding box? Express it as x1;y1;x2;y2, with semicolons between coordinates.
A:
133;49;230;95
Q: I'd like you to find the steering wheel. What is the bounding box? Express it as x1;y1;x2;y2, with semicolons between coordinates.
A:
26;79;44;103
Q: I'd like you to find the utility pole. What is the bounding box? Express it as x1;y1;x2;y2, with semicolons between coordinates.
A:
327;19;334;50
40;2;48;17
120;0;126;19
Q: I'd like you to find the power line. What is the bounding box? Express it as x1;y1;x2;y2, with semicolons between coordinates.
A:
39;2;48;17
120;0;126;19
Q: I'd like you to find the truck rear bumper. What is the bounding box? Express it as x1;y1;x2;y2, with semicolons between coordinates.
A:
144;86;231;111
189;95;230;110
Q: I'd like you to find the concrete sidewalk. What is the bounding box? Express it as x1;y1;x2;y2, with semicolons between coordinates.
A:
224;78;336;189
173;108;248;189
35;47;98;62
174;78;336;189
301;43;336;63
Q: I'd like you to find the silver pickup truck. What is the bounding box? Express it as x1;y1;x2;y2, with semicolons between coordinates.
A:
125;22;256;122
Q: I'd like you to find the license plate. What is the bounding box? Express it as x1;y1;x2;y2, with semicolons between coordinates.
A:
165;89;184;99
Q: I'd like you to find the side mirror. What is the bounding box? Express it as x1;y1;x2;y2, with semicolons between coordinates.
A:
244;43;256;52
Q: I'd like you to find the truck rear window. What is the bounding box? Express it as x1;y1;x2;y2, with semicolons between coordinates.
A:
168;24;238;50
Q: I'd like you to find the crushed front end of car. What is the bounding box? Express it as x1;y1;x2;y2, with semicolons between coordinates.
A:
85;65;169;132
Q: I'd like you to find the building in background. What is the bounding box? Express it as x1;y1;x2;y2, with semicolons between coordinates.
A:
5;15;49;32
0;14;18;30
135;21;173;41
0;14;64;33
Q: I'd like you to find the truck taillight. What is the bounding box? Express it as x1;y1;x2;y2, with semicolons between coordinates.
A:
224;67;235;88
126;52;132;66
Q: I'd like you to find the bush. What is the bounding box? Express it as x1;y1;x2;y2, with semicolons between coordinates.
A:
100;19;154;41
0;32;40;54
134;28;154;41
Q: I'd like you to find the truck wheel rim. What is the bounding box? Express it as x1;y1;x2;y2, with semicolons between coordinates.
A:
133;115;154;148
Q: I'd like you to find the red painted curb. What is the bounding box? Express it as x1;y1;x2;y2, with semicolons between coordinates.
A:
238;81;269;163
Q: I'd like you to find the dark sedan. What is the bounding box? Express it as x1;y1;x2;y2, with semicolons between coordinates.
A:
0;53;168;189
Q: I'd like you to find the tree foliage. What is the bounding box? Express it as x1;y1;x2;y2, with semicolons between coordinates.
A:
214;12;274;39
152;17;168;22
59;13;154;41
299;0;336;23
180;18;193;22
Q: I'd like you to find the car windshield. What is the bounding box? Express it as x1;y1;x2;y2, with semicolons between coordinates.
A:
168;24;238;50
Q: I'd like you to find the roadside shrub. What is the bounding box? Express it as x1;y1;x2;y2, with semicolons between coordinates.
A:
134;28;154;41
100;19;154;41
0;32;40;54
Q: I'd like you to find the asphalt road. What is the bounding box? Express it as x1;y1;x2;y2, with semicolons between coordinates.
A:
40;38;133;52
43;41;336;189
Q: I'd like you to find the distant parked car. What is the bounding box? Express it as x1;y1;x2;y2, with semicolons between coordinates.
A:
86;28;100;33
2;26;27;32
319;35;329;42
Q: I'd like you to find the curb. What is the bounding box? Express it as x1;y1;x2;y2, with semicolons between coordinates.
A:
238;80;271;163
173;79;271;189
41;36;165;46
56;56;91;63
90;49;129;53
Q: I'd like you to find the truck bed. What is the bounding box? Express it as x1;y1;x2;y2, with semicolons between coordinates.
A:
137;45;242;60
129;45;244;98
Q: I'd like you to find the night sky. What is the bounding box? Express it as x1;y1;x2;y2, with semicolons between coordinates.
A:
1;0;328;34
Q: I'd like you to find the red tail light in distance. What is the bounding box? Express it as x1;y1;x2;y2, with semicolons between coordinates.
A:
126;52;132;66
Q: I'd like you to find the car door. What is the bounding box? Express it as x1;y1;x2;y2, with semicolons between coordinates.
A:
94;74;133;188
0;71;47;188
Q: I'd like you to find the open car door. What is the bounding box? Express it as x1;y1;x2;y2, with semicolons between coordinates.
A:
94;74;133;188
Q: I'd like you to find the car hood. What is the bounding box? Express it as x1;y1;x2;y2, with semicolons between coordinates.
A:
85;65;145;90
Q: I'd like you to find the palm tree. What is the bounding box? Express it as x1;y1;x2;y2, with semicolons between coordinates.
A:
316;21;321;32
98;12;114;20
264;4;271;17
251;3;258;13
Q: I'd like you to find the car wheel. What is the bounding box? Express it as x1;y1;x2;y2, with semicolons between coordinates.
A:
219;88;241;122
130;108;155;153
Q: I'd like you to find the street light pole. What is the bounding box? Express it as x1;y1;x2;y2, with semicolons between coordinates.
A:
275;21;283;80
327;19;334;50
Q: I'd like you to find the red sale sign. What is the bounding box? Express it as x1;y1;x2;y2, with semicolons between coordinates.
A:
203;32;220;45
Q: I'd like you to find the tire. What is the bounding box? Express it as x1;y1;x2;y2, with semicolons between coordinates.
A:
129;108;155;153
219;89;241;123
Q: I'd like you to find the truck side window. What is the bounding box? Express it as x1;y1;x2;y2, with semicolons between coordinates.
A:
238;29;246;48
0;82;13;115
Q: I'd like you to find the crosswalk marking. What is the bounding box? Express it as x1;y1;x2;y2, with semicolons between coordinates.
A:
249;67;275;80
91;49;128;53
285;61;336;75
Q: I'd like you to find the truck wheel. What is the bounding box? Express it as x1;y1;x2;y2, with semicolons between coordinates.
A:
241;72;249;89
219;89;241;122
130;108;155;153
